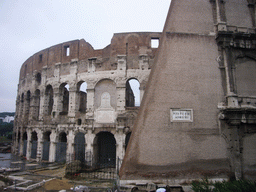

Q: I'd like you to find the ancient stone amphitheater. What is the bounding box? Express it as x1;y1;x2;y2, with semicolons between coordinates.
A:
13;32;161;165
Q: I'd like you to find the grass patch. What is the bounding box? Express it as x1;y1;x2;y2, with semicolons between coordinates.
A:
192;178;256;192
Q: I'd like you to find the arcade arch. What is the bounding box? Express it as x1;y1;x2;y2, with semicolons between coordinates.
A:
42;131;51;161
31;131;38;159
93;132;116;167
78;81;87;113
74;132;85;162
126;78;140;107
56;132;67;162
45;85;53;115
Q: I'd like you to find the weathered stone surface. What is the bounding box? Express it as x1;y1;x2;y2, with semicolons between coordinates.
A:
13;32;161;164
120;0;256;184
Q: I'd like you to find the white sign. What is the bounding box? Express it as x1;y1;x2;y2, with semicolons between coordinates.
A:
171;109;193;122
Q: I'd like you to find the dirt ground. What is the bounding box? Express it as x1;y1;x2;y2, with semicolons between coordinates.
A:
1;166;119;192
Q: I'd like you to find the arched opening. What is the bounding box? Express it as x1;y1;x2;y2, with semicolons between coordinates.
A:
31;131;38;159
21;93;24;117
126;79;140;107
60;83;69;115
35;73;41;84
125;132;132;151
77;119;82;125
94;132;116;168
25;91;31;124
56;132;67;162
78;81;87;113
42;131;51;161
23;132;27;156
34;89;40;120
74;132;85;163
45;85;53;115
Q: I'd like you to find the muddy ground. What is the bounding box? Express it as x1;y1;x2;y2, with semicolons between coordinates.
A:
1;165;120;192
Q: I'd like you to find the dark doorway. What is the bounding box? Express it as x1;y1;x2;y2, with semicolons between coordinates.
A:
42;131;51;161
31;131;38;159
95;132;116;168
74;132;85;162
56;132;67;163
23;132;27;156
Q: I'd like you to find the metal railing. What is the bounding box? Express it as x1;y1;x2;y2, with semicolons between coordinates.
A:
66;152;122;180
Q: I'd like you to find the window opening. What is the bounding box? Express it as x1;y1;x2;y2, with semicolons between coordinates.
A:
35;73;41;84
151;38;159;48
64;46;70;56
77;119;82;125
39;54;43;62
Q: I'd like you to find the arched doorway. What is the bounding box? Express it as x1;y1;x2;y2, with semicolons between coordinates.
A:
126;79;140;107
34;89;40;120
25;91;31;124
74;132;85;162
56;132;67;162
42;131;51;161
77;81;87;113
94;132;116;168
23;132;27;156
59;83;69;115
45;85;53;115
31;131;38;159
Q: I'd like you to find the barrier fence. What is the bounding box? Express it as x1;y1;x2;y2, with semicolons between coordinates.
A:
66;151;122;180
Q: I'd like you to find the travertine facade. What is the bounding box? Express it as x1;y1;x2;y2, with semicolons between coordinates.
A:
13;32;161;164
120;0;256;184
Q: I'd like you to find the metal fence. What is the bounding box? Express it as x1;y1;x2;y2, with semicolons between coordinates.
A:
66;151;122;180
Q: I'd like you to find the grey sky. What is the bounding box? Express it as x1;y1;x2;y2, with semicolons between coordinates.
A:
0;0;171;112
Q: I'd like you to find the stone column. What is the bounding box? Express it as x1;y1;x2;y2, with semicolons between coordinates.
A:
28;94;35;123
26;129;32;160
68;85;77;122
85;129;94;153
49;130;57;162
229;124;243;180
114;130;125;160
14;128;19;155
19;129;24;156
86;86;95;118
53;86;61;118
38;88;45;121
116;85;126;111
37;130;43;162
67;129;75;162
85;129;95;167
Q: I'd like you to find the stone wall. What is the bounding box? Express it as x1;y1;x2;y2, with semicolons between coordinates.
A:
120;0;256;184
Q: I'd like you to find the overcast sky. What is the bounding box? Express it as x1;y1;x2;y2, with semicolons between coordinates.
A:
0;0;171;112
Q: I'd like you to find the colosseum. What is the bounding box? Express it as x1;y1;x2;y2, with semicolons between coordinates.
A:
13;32;161;165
